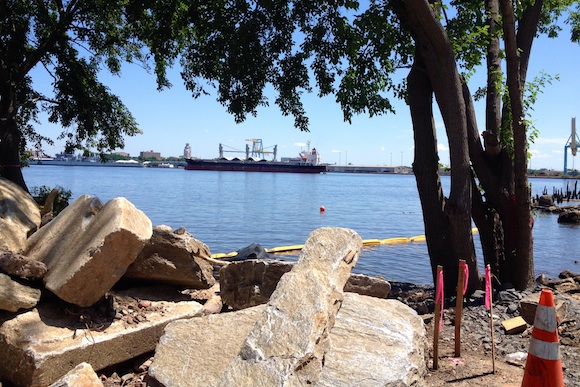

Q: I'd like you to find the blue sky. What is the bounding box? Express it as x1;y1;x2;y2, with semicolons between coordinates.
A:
32;20;580;171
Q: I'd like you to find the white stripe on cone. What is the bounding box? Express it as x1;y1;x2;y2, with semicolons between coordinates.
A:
528;337;560;361
534;304;557;332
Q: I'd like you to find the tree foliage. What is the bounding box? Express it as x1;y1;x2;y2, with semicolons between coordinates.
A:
0;0;146;190
3;0;580;290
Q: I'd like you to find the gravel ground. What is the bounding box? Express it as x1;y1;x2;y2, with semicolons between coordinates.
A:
390;271;580;387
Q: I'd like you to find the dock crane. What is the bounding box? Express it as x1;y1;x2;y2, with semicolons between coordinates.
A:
564;117;579;175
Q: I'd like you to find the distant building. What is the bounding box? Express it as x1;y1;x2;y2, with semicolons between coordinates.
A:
184;143;192;159
114;151;130;158
140;150;162;160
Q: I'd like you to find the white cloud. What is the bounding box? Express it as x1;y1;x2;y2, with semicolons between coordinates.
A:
437;143;449;152
535;137;567;145
530;149;549;159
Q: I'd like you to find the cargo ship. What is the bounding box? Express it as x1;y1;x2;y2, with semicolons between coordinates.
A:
185;140;327;174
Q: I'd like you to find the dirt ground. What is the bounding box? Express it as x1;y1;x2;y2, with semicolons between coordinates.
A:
423;330;525;387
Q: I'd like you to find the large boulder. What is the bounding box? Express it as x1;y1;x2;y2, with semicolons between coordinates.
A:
0;287;204;387
220;260;391;310
317;294;426;386
0;177;41;253
149;293;426;386
218;227;362;386
123;225;215;288
0;273;42;312
24;195;152;306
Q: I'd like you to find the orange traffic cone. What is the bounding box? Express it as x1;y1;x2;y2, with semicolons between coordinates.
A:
521;289;564;387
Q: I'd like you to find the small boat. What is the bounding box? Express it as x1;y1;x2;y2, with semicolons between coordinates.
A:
185;140;327;174
158;163;175;168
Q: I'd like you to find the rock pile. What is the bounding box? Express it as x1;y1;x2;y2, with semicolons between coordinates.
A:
0;178;427;386
532;201;580;224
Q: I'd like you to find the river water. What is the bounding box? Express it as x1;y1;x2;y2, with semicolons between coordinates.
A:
22;165;579;285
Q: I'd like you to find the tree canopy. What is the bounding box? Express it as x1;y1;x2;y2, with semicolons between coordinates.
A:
2;0;580;290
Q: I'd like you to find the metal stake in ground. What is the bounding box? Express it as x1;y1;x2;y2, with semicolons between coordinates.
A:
433;265;444;370
454;259;467;357
485;264;496;373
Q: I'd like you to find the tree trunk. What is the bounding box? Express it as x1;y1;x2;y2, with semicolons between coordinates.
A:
396;0;479;295
0;117;28;192
501;0;534;289
408;60;455;291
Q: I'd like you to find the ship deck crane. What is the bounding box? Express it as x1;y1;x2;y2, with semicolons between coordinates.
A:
218;139;277;160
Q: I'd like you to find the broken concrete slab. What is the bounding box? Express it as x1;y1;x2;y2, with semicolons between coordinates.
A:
24;195;103;263
0;288;203;387
25;196;152;306
0;177;41;253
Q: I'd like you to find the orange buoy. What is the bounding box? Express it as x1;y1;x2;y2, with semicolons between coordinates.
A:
319;206;326;213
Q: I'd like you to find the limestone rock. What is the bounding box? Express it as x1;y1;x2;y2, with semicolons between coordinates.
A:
199;283;223;316
0;177;41;253
149;305;264;387
0;250;47;280
0;288;203;386
149;293;426;387
48;362;103;387
0;273;42;312
124;225;215;288
317;293;426;386
24;195;152;306
220;260;391;310
218;227;362;386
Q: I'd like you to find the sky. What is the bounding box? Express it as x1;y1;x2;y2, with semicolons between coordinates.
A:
31;18;580;171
